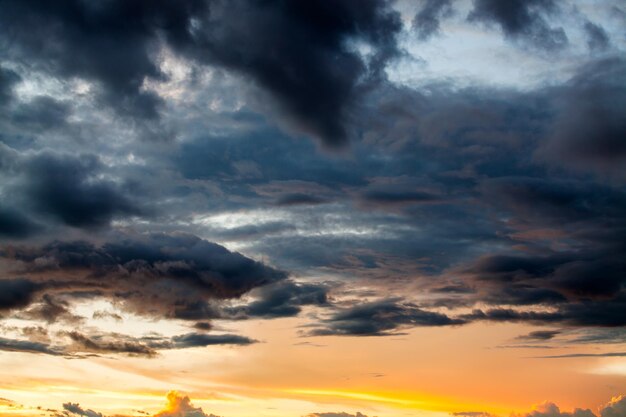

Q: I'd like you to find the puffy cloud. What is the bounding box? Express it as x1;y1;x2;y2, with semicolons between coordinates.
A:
61;392;219;417
155;391;220;417
512;402;595;417
600;396;626;417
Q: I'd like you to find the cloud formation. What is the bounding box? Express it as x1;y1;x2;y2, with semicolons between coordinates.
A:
308;298;464;336
51;393;626;417
1;232;287;318
0;0;402;146
468;0;568;50
413;0;454;41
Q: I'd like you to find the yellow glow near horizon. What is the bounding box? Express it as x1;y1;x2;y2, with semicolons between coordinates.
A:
283;388;516;416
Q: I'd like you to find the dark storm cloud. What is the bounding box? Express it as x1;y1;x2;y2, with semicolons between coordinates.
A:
274;194;330;207
0;278;40;312
308;298;465;336
0;232;287;320
0;0;187;120
359;189;441;208
0;0;402;146
10;96;72;131
0;7;623;346
166;56;626;336
226;281;330;319
463;294;626;327
468;0;567;50
537;57;626;176
179;0;402;147
0;66;20;107
456;174;626;322
20;152;143;228
584;21;611;52
175;128;366;188
479;176;626;229
464;251;625;303
0;206;40;238
413;0;454;41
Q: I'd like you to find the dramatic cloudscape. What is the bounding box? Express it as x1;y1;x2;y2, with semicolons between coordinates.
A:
0;0;624;416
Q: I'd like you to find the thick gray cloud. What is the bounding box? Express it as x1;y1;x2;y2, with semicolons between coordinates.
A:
0;232;287;326
0;0;402;146
0;278;40;312
0;336;61;355
0;66;20;107
308;298;464;336
468;0;567;50
225;280;330;319
0;1;623;360
0;205;41;238
22;152;143;228
413;0;455;41
537;57;626;177
584;21;610;52
0;329;256;358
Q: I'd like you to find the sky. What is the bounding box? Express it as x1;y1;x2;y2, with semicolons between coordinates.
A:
0;1;625;417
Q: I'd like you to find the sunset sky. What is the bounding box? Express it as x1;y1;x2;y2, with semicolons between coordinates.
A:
0;1;625;417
